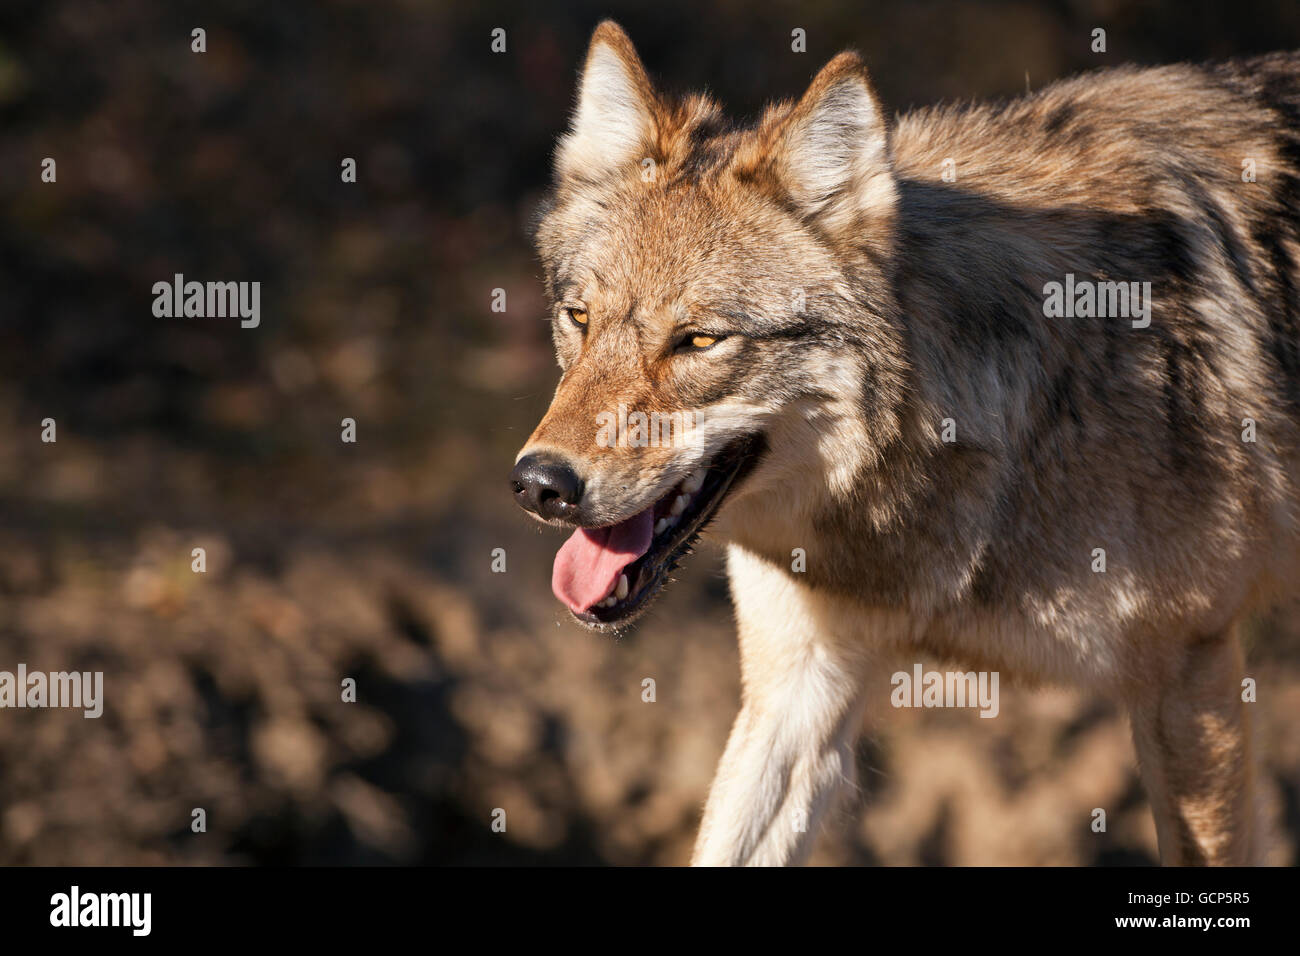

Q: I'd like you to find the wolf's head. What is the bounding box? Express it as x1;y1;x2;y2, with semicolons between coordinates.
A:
512;21;910;629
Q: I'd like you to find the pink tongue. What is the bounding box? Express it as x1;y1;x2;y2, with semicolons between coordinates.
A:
552;508;655;614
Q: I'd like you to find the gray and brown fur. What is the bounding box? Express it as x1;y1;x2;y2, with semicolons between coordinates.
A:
517;20;1300;865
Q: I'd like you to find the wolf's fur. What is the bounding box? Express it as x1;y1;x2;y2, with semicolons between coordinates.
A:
517;20;1300;865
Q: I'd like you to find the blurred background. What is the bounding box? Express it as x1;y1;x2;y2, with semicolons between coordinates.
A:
2;0;1299;865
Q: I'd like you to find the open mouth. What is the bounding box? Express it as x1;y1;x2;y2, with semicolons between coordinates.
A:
551;435;764;630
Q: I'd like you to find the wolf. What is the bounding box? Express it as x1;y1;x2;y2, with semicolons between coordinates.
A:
510;20;1300;865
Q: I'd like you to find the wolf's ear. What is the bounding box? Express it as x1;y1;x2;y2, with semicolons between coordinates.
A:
772;52;895;238
556;21;658;181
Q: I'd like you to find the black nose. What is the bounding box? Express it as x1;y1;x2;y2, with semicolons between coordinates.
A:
511;452;584;519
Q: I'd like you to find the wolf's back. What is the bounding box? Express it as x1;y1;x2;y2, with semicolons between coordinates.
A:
880;51;1300;615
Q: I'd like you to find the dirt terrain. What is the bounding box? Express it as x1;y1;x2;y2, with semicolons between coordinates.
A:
2;412;1297;864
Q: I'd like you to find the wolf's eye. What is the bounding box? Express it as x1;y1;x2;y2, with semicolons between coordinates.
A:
564;307;588;328
677;332;722;352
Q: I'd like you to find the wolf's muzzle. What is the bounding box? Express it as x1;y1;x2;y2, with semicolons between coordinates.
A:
511;452;584;521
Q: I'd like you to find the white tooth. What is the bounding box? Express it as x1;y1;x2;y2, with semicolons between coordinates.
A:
666;515;678;528
682;469;706;494
671;494;689;516
616;574;628;600
654;517;669;536
601;596;616;608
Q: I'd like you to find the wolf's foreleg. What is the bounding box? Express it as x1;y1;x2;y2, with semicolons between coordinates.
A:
691;545;873;866
1127;623;1259;865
